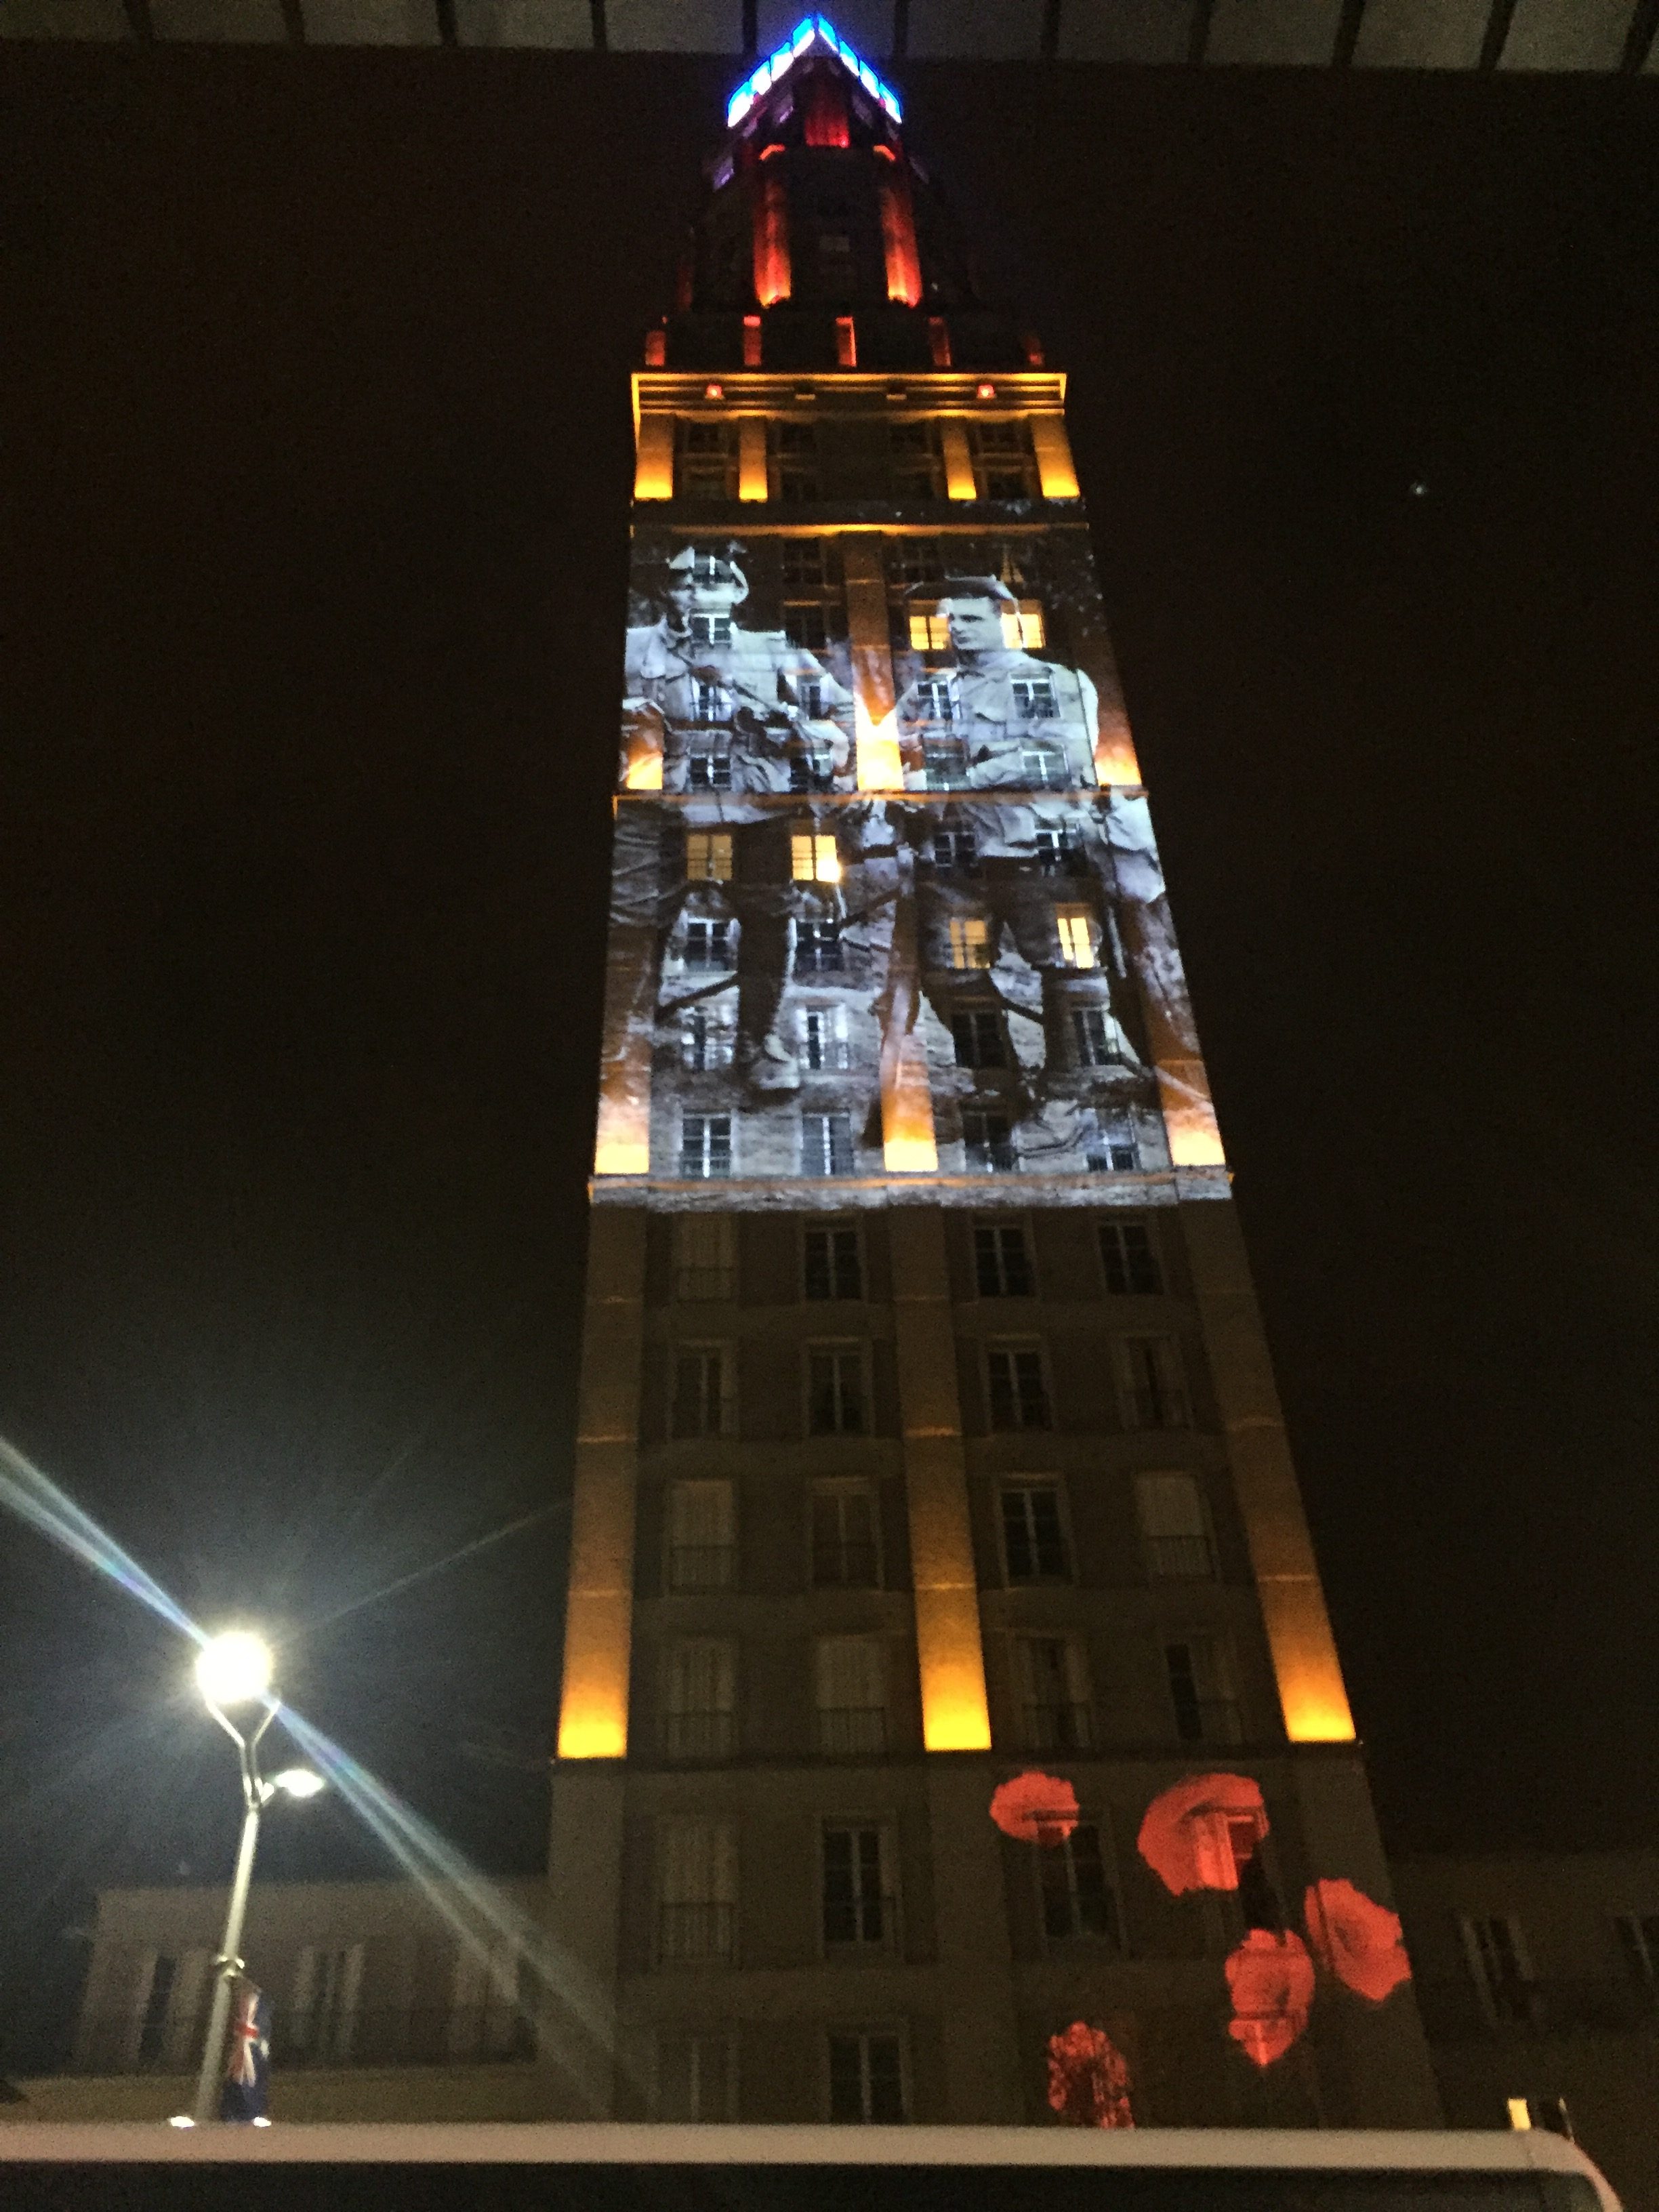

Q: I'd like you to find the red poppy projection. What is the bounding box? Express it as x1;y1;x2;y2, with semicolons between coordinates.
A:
989;1771;1079;1845
1136;1771;1267;1894
1046;2021;1134;2128
1225;1929;1315;2068
1305;1878;1413;2003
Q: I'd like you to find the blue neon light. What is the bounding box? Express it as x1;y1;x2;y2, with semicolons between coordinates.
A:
725;14;903;131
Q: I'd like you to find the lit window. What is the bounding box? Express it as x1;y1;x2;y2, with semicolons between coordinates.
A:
1099;1221;1161;1295
828;2030;905;2123
1057;909;1096;968
686;831;733;882
988;1349;1050;1434
908;612;953;652
802;1111;856;1177
1000;1479;1067;1574
974;1221;1033;1297
791;831;841;883
678;1114;732;1181
945;917;989;969
1001;602;1047;649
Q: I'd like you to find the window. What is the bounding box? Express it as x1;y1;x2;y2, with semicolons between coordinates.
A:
771;421;821;501
812;1480;880;1589
782;539;827;588
1040;1822;1122;1944
964;1110;1016;1174
815;1635;888;1755
682;920;732;971
924;736;968;788
987;1345;1049;1430
131;1951;209;2071
1056;907;1096;968
672;1214;735;1301
666;1479;735;1593
684;830;733;882
1001;1482;1069;1580
796;920;844;974
1616;1913;1659;1984
671;1345;731;1438
791;831;841;883
679;1115;733;1183
951;1009;1006;1070
1087;1118;1141;1174
657;1819;737;1965
1460;1914;1534;2024
291;1944;364;2062
689;612;733;649
1164;1637;1240;1746
808;1345;866;1435
968;418;1036;499
691;679;732;725
930;827;977;872
663;1638;736;1760
447;1938;530;2060
687;747;733;790
783;602;829;650
891;536;943;585
802;1112;856;1179
676;420;736;500
1010;675;1058;718
823;1826;893;1950
1136;1471;1214;1581
654;2030;737;2120
910;672;957;715
1002;600;1046;649
943;917;990;970
975;1221;1033;1297
681;1006;735;1072
804;1221;863;1301
889;421;943;500
1119;1336;1190;1429
1099;1223;1160;1295
1034;826;1086;875
800;1004;851;1072
828;2030;906;2122
1072;1008;1124;1067
1017;1634;1092;1750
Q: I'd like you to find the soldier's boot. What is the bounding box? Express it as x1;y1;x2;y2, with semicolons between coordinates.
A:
739;1031;802;1094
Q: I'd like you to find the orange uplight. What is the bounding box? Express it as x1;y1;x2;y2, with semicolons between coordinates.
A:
623;750;663;792
758;141;785;160
854;696;903;792
976;380;997;401
705;380;724;400
556;1698;629;1761
928;317;951;367
1094;728;1142;785
834;316;857;367
754;170;792;306
742;314;762;367
914;1589;991;1751
643;328;666;367
878;178;922;307
872;141;895;161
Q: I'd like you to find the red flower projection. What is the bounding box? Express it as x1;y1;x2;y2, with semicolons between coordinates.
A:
1136;1772;1268;1895
1046;2021;1134;2129
989;1771;1079;1845
1225;1929;1315;2068
1304;1879;1413;2003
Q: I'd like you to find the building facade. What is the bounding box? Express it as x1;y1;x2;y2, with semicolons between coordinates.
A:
548;17;1438;2130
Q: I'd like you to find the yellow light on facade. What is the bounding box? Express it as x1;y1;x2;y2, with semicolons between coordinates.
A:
556;1702;629;1761
1157;1058;1227;1168
1030;413;1081;500
633;415;674;501
1094;729;1143;786
592;1136;649;1177
941;420;976;502
854;696;903;792
1507;2100;1532;2132
738;417;768;503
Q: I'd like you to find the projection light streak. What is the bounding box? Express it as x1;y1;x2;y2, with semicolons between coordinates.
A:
302;1500;566;1636
0;1433;200;1643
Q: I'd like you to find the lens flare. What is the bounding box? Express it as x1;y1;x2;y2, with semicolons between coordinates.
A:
0;1433;198;1641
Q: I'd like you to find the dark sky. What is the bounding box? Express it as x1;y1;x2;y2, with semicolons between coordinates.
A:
1;43;1656;2057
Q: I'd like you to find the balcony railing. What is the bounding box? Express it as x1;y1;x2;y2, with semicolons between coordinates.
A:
662;1711;735;1761
817;1706;888;1757
657;1902;736;1966
72;2006;536;2076
1143;1534;1215;1581
1023;1701;1094;1753
666;1544;736;1593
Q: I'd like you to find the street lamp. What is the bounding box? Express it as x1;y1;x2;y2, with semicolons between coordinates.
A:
189;1631;323;2125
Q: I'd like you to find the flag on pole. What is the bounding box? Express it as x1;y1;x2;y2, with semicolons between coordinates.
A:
218;1983;271;2123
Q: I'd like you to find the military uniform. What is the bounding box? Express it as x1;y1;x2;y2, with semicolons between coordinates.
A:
896;649;1099;793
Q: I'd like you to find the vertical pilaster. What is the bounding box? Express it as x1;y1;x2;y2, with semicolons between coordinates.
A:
843;533;904;791
941;417;976;501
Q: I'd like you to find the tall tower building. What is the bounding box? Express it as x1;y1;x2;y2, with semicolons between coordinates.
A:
550;19;1437;2131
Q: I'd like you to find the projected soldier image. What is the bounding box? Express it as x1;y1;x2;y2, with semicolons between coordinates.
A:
895;576;1099;794
619;543;854;798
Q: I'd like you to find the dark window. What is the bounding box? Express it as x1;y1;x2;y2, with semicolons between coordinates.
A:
690;680;731;726
783;602;829;650
1010;676;1058;718
688;613;732;648
136;1957;176;2066
1001;1482;1069;1580
783;539;827;588
802;1112;855;1178
828;2030;905;2122
1034;826;1088;875
974;1222;1033;1297
1072;1009;1123;1068
812;1482;879;1588
671;1349;729;1437
796;922;845;975
964;1110;1016;1173
804;1223;863;1301
1164;1639;1240;1746
687;750;733;791
1040;1824;1122;1944
1086;1120;1140;1173
1019;1635;1092;1752
682;920;732;970
679;1115;732;1181
771;422;821;501
952;1011;1006;1070
823;1827;888;1948
1616;1914;1659;1983
808;1347;865;1435
968;419;1036;499
676;421;737;500
1122;1335;1190;1429
930;828;978;872
891;536;944;585
888;422;943;499
988;1346;1049;1430
1100;1221;1162;1294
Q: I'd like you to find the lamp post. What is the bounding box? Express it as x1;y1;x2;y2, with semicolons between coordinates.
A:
189;1631;322;2125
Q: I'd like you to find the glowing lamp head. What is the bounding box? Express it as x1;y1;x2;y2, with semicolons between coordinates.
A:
270;1767;325;1801
195;1631;273;1710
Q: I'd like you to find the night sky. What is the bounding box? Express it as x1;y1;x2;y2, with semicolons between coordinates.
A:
1;43;1655;2065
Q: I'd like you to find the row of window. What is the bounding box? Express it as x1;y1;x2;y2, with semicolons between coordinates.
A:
675;417;1040;504
649;1629;1241;1763
669;1216;1164;1305
678;1110;1146;1179
657;2024;911;2125
661;1471;1214;1597
666;1333;1191;1438
672;907;1101;972
1462;1912;1659;2024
